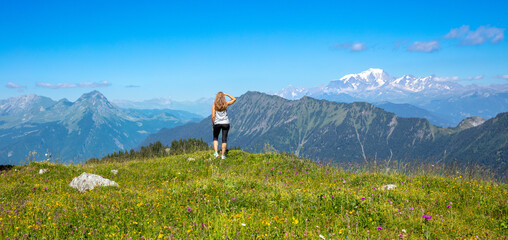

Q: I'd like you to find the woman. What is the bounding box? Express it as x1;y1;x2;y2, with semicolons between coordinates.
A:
212;92;236;159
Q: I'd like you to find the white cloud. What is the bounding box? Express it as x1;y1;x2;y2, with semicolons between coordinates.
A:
125;85;140;88
433;75;486;82
351;42;366;52
6;82;25;89
464;75;484;81
433;76;460;82
444;25;505;45
444;25;470;39
494;75;508;80
37;82;77;89
332;42;367;52
407;41;440;53
36;81;111;89
78;81;111;88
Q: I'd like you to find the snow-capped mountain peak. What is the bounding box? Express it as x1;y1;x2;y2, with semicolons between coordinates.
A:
327;68;393;91
276;68;472;102
355;68;392;82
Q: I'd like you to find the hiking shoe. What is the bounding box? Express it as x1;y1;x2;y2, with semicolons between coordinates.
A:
213;152;219;158
221;155;226;160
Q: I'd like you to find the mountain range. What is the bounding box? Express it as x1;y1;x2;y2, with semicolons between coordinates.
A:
275;68;508;126
0;91;201;164
142;91;507;176
112;97;213;117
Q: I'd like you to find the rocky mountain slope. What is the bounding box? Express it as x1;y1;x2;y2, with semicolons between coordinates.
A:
142;92;447;160
142;91;507;175
0;91;201;164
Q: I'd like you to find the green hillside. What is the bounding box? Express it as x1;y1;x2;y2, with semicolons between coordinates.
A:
142;92;449;161
1;150;507;239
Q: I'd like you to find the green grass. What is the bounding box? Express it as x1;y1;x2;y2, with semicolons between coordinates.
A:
1;150;507;239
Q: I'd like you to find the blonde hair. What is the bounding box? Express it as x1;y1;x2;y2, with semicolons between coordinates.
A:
214;92;228;111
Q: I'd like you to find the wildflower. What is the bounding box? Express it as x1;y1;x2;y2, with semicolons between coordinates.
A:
422;214;432;220
372;187;376;190
319;234;325;239
232;198;237;201
241;223;246;226
399;234;403;237
32;187;37;190
402;229;406;233
187;207;192;213
376;226;383;230
331;196;334;199
361;197;365;200
447;204;451;208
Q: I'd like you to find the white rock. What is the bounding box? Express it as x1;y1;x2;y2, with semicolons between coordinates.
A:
187;157;195;161
111;169;118;175
380;184;397;191
39;169;48;174
69;172;119;193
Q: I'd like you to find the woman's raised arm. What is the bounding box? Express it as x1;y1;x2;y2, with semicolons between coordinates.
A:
224;93;236;105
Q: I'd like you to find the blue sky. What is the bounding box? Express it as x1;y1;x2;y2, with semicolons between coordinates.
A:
1;0;507;101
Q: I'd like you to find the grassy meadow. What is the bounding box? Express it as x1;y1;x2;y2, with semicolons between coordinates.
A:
1;150;507;239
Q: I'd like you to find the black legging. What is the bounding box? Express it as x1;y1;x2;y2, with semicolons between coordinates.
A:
213;124;230;143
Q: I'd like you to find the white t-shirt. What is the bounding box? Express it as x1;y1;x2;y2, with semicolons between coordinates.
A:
214;110;230;125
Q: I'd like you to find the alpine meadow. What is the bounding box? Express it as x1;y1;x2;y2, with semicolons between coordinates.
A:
1;150;507;239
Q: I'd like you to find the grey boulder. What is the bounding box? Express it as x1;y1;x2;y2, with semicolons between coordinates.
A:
69;172;119;193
